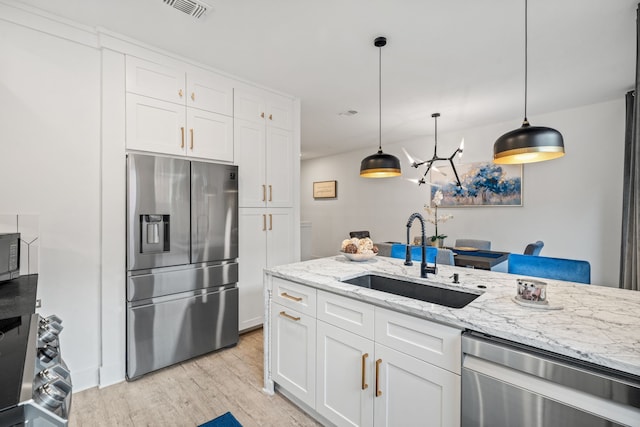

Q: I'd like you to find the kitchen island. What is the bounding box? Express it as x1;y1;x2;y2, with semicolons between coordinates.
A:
262;255;640;426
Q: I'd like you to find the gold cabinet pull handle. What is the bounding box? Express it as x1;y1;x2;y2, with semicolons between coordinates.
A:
191;92;195;101
178;89;183;98
279;311;300;321
262;185;267;202
261;112;265;118
262;214;266;231
375;359;382;397
180;127;185;148
269;213;273;230
280;292;302;302
190;128;194;150
269;114;273;120
268;185;273;202
362;353;369;390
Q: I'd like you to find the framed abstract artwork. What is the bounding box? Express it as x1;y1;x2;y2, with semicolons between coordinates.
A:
429;162;523;207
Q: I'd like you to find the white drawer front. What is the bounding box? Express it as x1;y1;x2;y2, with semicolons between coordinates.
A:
272;277;316;317
374;307;461;374
317;290;374;339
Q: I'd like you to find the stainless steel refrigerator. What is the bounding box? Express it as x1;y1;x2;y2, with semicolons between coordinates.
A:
126;153;239;380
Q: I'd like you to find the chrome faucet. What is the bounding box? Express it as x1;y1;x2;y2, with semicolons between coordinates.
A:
405;212;436;278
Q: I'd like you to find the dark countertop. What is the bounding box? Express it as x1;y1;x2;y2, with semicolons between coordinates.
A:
0;274;38;320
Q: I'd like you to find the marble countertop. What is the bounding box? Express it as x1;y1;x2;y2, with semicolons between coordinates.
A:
265;256;640;377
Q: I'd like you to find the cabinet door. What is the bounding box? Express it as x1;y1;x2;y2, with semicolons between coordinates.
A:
317;321;375;427
266;94;293;131
271;302;316;409
238;209;267;331
125;56;185;104
266;209;295;268
126;94;186;155
234;88;266;124
186;108;234;162
186;68;234;116
373;344;460;427
266;127;294;208
235;118;266;207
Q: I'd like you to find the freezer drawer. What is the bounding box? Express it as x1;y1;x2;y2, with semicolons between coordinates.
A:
127;262;238;302
126;286;238;379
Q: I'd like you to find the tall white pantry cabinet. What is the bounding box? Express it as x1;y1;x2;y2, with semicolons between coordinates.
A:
123;54;300;333
235;87;297;331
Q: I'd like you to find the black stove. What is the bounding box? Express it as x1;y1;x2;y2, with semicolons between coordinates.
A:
0;275;71;426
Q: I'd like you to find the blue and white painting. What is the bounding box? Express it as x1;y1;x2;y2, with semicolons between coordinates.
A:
430;162;523;207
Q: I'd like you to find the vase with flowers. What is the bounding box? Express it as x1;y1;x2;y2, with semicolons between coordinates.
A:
424;190;453;247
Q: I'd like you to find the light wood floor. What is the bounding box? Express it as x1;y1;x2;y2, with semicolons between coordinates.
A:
69;329;321;427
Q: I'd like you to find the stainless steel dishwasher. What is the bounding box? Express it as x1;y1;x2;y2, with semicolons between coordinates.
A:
461;331;640;427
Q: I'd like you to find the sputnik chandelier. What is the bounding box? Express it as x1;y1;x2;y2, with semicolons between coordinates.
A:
406;113;464;187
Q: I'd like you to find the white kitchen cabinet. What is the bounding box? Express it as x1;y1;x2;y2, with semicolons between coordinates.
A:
238;209;294;331
235;88;294;208
267;282;462;427
235;88;293;131
316;320;375;427
125;56;185;104
125;94;186;156
125;55;234;162
271;302;316;409
186;108;233;162
373;343;460;427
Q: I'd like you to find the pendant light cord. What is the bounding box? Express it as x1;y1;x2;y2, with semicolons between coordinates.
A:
378;44;382;152
523;0;529;124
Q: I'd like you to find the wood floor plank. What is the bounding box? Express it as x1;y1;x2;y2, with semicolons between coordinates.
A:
68;329;321;427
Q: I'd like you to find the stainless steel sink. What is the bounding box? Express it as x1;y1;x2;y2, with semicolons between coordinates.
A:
341;273;480;308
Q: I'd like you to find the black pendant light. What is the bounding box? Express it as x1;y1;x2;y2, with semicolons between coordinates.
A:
360;36;402;178
493;0;565;165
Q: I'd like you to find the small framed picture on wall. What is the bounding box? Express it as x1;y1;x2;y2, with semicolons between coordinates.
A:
313;180;337;199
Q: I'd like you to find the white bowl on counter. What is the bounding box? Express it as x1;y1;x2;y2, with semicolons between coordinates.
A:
340;251;377;262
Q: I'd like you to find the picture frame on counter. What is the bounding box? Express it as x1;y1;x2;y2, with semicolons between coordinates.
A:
313;180;337;199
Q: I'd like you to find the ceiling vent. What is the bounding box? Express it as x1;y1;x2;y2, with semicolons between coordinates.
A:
163;0;211;18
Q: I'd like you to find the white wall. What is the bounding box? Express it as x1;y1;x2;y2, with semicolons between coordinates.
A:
301;99;625;287
0;17;102;389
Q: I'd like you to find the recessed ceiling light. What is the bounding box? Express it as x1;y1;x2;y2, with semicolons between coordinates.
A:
338;110;358;117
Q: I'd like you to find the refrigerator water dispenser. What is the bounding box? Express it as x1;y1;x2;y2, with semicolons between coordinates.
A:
140;214;170;254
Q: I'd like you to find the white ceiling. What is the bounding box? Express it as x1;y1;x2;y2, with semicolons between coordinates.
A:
14;0;638;159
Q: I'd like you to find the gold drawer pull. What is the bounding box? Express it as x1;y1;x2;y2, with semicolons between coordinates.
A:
262;184;267;202
269;213;273;230
280;292;302;302
191;92;195;101
262;214;266;231
362;353;369;390
261;112;265;118
279;311;300;321
190;128;194;150
178;89;183;98
269;114;273;120
375;359;382;397
268;185;273;202
180;127;185;148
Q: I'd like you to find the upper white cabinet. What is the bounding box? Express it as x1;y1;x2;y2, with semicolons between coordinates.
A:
235;88;294;208
125;56;185;104
235;88;293;131
125;56;234;162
